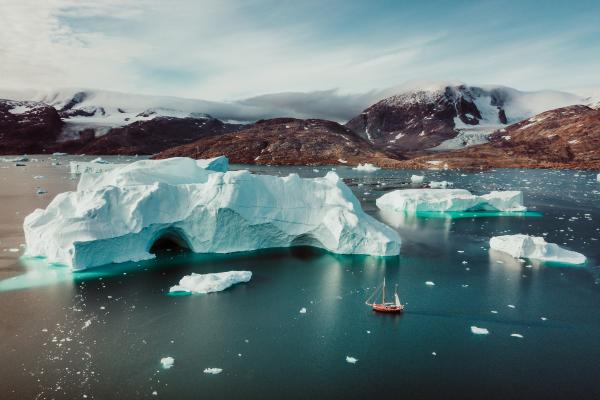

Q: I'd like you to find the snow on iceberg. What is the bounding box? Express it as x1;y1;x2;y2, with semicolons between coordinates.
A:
376;189;526;213
489;234;586;265
353;163;380;172
169;271;251;294
24;157;400;270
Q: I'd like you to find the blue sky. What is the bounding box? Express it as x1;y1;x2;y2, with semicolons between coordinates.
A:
1;0;599;100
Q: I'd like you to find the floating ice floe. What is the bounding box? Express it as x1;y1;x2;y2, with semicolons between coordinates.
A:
376;189;527;213
510;333;524;338
346;356;358;364
160;357;174;369
24;157;400;270
203;368;223;374
410;175;424;184
470;326;489;335
69;159;123;174
169;271;252;294
428;181;453;189
489;234;586;265
425;281;435;286
299;307;307;314
353;163;380;172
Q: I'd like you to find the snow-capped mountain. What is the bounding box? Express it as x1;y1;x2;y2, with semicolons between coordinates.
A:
345;84;585;154
0;99;63;154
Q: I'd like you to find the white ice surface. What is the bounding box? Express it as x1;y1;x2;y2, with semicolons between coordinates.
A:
24;157;401;270
489;234;586;265
470;326;489;335
160;357;174;369
169;271;251;294
376;189;526;213
410;175;424;184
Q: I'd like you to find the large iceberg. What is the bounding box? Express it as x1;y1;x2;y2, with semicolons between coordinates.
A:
489;234;586;265
376;189;526;213
24;157;400;270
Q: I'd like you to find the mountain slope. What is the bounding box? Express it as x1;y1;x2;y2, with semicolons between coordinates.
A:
0;99;63;154
345;84;584;155
398;105;600;169
155;118;403;167
60;116;244;155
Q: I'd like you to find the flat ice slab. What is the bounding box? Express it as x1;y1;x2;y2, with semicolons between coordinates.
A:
24;157;400;270
170;271;252;294
376;189;526;213
490;234;586;265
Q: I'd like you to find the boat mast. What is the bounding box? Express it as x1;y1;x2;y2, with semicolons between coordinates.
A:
382;277;386;304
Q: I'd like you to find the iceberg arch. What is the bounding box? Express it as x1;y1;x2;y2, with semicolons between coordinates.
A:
148;227;192;254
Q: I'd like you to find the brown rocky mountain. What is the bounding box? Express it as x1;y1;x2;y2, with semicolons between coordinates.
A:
399;105;600;169
345;85;582;156
155;118;403;167
60;116;243;155
0;99;63;154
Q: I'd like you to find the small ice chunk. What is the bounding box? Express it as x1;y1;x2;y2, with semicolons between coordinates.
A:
299;307;307;314
425;281;435;286
410;175;424;184
470;326;489;335
510;333;524;338
428;181;453;189
353;163;380;172
507;304;516;309
345;356;358;364
169;271;252;294
203;367;223;374
160;356;174;369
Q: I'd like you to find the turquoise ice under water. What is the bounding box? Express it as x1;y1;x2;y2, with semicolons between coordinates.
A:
1;157;599;399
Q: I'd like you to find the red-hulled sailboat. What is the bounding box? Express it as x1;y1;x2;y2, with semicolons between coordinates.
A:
365;277;404;313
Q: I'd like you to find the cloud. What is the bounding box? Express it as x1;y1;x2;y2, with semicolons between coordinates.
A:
1;0;599;101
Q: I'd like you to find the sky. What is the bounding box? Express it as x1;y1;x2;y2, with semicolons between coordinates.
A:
1;0;600;102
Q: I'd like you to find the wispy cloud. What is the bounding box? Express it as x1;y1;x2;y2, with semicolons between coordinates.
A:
1;0;599;100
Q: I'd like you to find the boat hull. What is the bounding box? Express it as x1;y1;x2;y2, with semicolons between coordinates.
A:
372;304;404;313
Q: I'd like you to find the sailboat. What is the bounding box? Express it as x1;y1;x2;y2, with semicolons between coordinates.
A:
365;277;404;313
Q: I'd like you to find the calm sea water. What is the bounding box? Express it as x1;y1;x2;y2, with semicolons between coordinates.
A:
1;156;599;399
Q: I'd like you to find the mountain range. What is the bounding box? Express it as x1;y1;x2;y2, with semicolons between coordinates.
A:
0;84;598;168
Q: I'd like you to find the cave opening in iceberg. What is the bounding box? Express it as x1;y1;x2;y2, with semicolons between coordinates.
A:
149;228;192;255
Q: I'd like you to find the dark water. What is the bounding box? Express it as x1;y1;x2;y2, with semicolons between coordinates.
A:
1;156;600;399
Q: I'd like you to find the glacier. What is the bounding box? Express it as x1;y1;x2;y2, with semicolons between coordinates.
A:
170;271;252;294
24;157;401;270
489;234;586;265
376;189;526;213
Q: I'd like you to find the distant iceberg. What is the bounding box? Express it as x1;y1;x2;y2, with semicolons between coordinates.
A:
170;271;251;294
490;234;586;265
376;189;526;213
24;157;400;270
353;163;380;172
